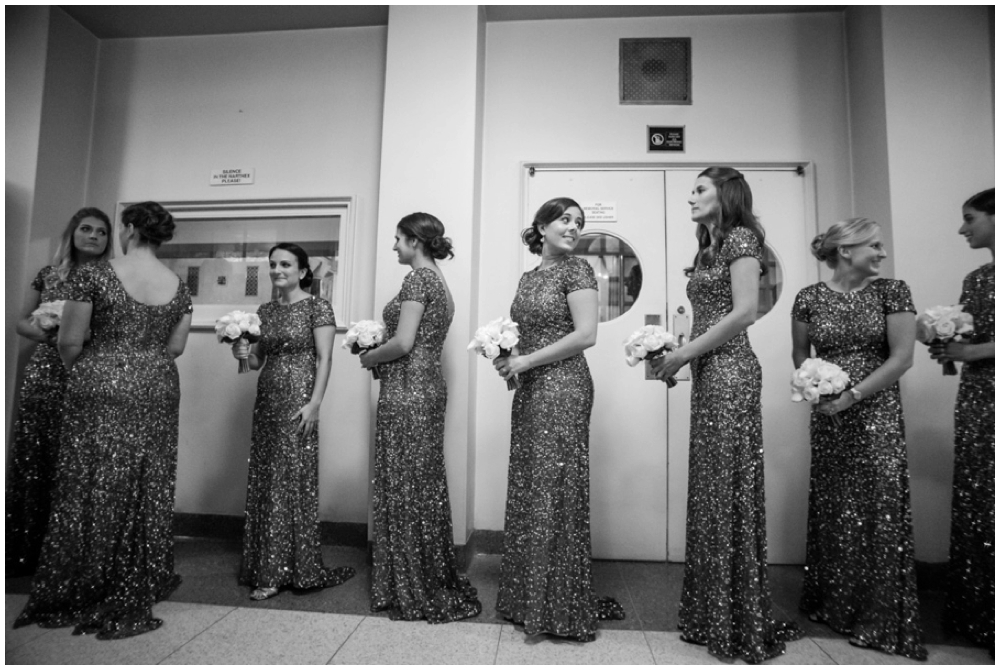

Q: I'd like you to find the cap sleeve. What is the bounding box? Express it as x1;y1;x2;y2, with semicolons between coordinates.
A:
563;257;598;294
64;262;102;304
720;227;765;274
176;280;193;315
791;286;813;323
31;267;52;292
310;297;337;329
399;268;432;306
880;279;916;315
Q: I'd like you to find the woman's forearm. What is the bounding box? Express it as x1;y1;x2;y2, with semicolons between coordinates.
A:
520;330;595;369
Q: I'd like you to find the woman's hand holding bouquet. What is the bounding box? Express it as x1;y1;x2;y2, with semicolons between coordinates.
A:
343;320;386;379
216;310;262;374
469;317;521;391
791;357;851;428
624;325;680;387
916;305;974;376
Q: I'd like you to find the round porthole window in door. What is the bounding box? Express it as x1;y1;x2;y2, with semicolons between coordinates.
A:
757;243;784;319
574;232;641;323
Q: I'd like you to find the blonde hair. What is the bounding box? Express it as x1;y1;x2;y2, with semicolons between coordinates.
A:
51;207;114;283
810;217;879;268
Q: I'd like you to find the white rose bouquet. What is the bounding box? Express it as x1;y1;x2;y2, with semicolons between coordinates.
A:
30;300;66;334
791;357;851;428
342;320;386;379
623;324;680;388
215;309;262;374
915;304;974;376
468;317;521;391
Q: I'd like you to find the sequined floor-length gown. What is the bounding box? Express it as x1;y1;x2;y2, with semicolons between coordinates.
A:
370;268;481;622
680;227;801;663
497;255;621;642
792;278;926;660
944;263;994;649
6;266;76;576
239;296;354;591
15;262;192;639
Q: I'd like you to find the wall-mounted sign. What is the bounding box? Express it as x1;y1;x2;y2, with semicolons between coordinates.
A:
647;126;685;153
582;201;617;223
210;168;255;186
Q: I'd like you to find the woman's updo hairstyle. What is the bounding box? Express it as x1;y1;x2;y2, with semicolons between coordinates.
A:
810;217;880;268
397;212;454;260
269;242;313;288
521;197;584;256
121;201;175;247
963;187;994;215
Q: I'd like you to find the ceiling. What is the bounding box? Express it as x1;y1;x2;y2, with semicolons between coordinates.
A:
60;5;847;40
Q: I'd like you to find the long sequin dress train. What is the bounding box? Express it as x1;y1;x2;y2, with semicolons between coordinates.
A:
15;262;192;639
792;279;926;660
6;266;75;576
239;296;354;591
370;268;481;622
496;256;622;642
680;228;801;663
944;263;994;649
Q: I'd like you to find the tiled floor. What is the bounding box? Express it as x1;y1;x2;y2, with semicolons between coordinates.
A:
6;537;993;665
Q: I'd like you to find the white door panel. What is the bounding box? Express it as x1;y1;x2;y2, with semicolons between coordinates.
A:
526;166;815;564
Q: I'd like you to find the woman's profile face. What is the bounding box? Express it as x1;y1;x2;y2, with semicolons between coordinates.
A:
688;177;720;225
393;228;417;265
540;206;583;256
269;249;304;289
74;217;110;259
959;206;994;250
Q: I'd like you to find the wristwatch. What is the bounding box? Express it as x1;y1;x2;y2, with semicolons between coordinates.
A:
848;387;862;403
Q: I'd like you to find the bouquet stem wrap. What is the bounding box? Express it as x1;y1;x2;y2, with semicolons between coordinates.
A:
497;350;521;391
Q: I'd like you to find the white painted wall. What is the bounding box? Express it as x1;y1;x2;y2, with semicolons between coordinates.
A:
476;12;853;558
7;7;100;445
879;6;994;561
86;26;388;523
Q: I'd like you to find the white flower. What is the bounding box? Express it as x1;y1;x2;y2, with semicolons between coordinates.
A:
791;357;850;405
342;320;386;350
223;322;243;340
468;317;520;360
622;325;678;366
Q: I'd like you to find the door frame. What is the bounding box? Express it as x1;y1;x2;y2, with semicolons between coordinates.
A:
519;161;819;561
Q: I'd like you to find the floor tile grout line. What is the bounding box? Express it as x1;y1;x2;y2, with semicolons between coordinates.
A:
808;636;840;665
325;612;366;664
492;623;506;665
158;604;239;664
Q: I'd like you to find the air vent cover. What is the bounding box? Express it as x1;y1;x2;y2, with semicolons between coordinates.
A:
620;38;691;105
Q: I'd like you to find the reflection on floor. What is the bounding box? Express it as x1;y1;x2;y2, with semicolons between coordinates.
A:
6;537;993;664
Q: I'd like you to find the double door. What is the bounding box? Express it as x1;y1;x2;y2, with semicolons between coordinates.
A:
525;166;815;562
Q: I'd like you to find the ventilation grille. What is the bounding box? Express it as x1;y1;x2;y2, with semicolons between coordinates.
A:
620;38;691;105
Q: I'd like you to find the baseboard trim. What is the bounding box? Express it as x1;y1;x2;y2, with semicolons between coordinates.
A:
173;513;368;549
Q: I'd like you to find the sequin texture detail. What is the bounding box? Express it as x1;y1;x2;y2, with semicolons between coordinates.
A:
680;227;801;663
944;263;994;648
14;261;192;639
370;268;481;623
240;296;355;591
6;266;75;576
497;256;622;642
792;278;926;660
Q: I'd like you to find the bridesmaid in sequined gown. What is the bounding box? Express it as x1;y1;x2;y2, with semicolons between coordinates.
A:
359;213;481;622
652;168;801;662
232;243;355;601
15;202;192;640
494;197;623;642
791;217;925;660
932;188;994;650
7;208;113;577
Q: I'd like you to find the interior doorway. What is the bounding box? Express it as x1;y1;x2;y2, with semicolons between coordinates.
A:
525;165;817;563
